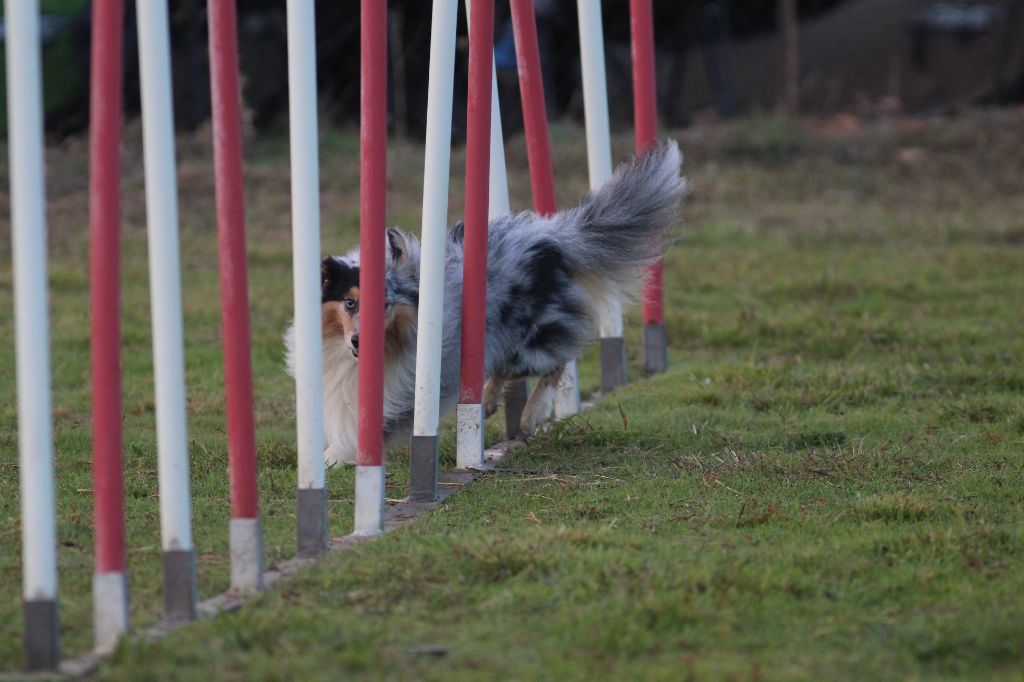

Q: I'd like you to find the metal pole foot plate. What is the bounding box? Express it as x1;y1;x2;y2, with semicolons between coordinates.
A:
643;323;668;374
409;434;439;502
599;336;627;392
457;403;486;469
296;487;328;557
23;599;59;671
230;517;265;594
162;548;197;623
93;572;129;654
354;465;386;536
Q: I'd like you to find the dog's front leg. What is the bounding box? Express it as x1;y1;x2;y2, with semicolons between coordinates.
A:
519;369;562;435
483;376;508;418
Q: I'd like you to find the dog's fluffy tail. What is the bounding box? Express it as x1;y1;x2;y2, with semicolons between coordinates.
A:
557;139;686;288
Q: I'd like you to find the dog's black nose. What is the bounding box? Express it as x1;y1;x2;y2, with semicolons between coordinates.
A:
351;333;359;349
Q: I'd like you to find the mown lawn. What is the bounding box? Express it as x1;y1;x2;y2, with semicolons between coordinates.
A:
2;110;1024;679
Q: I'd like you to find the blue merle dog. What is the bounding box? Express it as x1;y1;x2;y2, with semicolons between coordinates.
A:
286;140;687;466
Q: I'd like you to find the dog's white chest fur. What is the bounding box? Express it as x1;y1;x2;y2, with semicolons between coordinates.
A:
285;323;416;467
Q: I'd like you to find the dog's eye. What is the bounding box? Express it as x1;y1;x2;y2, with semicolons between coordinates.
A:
343;298;357;310
322;279;328;289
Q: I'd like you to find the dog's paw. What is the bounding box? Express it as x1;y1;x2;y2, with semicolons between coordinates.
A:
485;374;505;417
325;442;357;468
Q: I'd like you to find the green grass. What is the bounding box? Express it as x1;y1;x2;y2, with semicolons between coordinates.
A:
2;110;1024;679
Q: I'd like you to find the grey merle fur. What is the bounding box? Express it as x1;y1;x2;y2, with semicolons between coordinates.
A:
287;139;687;465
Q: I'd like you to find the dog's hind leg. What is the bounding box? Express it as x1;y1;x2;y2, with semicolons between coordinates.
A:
519;369;562;435
483;376;508;418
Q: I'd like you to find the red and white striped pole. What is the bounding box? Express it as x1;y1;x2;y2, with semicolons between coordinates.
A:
6;0;60;669
208;0;264;592
355;0;388;535
457;0;495;469
629;0;667;374
509;0;580;420
89;0;129;654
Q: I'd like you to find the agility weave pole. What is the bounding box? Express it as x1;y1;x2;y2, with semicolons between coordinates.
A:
355;0;389;536
411;0;514;499
5;0;60;670
629;0;668;374
287;0;329;557
456;0;497;470
477;6;523;443
88;0;129;657
576;0;627;393
209;0;265;592
410;0;460;501
137;0;200;625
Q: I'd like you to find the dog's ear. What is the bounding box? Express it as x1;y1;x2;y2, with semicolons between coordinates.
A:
321;257;334;285
386;229;408;266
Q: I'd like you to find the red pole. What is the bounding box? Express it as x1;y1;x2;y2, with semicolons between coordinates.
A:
460;0;495;405
209;0;259;519
509;0;556;216
630;0;662;327
89;0;126;576
358;0;388;467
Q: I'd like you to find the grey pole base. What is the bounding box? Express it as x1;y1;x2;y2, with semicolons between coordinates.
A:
23;599;59;671
93;571;129;654
296;487;328;557
409;434;439;503
229;517;265;594
643;323;668;374
599;336;628;393
162;549;197;623
504;379;529;439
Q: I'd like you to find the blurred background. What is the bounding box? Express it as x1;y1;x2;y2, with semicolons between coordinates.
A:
2;0;1024;138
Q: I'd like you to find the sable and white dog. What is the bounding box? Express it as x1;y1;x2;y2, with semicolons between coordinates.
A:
286;140;686;466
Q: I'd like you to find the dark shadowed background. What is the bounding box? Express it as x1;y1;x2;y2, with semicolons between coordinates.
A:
3;0;1024;138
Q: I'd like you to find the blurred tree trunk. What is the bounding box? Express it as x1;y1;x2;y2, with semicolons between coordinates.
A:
778;0;799;114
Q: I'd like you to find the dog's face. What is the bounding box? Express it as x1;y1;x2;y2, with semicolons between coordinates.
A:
321;256;362;358
321;229;420;360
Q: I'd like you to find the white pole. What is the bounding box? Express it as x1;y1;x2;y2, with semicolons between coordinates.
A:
412;0;511;441
412;0;458;442
409;0;459;500
578;0;614;192
286;0;328;554
136;0;196;622
577;0;619;335
487;63;511;218
6;0;60;668
577;0;626;393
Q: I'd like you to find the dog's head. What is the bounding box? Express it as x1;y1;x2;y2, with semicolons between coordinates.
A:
322;229;420;360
